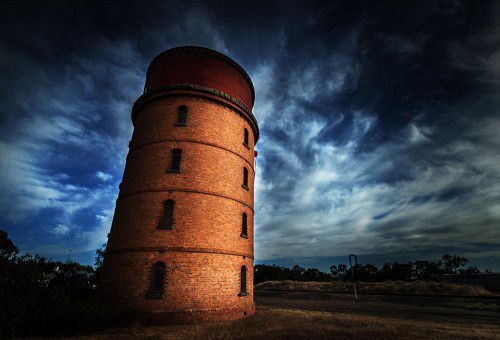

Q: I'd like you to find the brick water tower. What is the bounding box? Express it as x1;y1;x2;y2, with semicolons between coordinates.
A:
98;46;259;323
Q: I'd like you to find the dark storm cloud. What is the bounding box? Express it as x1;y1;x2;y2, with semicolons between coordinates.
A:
252;1;500;269
1;0;499;269
0;0;158;259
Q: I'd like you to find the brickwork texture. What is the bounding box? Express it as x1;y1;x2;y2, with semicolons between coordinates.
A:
98;46;259;324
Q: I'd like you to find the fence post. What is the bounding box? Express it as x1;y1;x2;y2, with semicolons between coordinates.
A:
349;254;358;300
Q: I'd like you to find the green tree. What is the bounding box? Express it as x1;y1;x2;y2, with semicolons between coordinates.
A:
330;264;348;280
460;266;480;275
0;237;47;338
304;268;330;281
414;260;443;276
93;242;106;286
0;231;116;337
94;242;106;269
290;265;306;281
254;264;289;283
0;230;19;260
442;254;468;275
356;264;380;282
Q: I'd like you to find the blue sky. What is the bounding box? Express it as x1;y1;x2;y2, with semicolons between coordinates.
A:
1;0;499;271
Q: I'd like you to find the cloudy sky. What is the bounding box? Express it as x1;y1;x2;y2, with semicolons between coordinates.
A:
1;0;499;271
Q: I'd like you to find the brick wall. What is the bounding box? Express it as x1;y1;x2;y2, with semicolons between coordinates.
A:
98;47;258;324
100;252;255;323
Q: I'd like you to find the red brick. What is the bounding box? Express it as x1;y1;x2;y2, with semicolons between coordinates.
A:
98;46;258;324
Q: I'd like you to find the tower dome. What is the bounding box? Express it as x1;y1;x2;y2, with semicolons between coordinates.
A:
98;46;259;323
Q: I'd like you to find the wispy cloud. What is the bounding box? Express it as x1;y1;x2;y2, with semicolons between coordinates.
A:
256;98;500;263
1;0;500;270
95;171;113;182
0;35;144;260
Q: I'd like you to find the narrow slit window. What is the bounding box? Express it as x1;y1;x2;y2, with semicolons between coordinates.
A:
146;261;166;298
241;212;248;238
240;265;248;296
242;167;249;189
176;105;187;126
160;199;174;230
171;149;181;172
243;128;249;148
152;262;166;291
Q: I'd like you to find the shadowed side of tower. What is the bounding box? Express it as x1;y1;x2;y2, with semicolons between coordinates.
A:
97;46;259;323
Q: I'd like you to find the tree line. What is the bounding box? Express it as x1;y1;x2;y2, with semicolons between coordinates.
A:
0;230;115;338
255;254;486;284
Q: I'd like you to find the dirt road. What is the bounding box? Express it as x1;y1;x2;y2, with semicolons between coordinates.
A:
255;290;500;326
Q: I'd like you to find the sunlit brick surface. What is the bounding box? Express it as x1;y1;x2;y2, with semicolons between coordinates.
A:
98;46;258;323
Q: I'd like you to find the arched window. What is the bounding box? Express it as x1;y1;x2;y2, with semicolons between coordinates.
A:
241;212;248;238
240;265;248;296
243;128;249;148
242;167;249;190
159;199;174;230
171;148;181;172
147;262;166;298
175;105;188;126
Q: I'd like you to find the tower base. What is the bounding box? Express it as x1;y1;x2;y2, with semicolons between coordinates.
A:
119;304;255;325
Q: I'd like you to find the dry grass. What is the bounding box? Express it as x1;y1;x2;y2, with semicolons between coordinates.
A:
255;280;494;296
58;281;496;339
67;307;500;339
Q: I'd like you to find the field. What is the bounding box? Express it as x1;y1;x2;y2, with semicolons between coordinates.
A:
67;288;500;339
255;280;494;296
67;306;500;339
